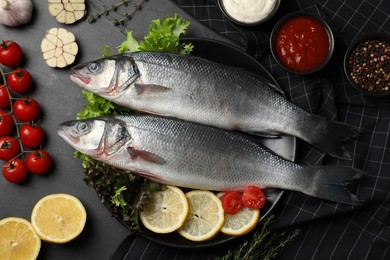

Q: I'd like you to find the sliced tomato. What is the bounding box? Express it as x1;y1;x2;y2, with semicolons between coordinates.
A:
221;190;244;214
242;186;266;209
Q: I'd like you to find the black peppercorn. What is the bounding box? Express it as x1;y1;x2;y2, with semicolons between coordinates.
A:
347;39;389;94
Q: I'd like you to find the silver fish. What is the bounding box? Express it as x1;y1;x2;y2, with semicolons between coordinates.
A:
57;115;364;205
69;52;359;160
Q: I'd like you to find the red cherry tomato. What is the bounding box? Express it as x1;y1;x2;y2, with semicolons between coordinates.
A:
0;40;23;68
19;123;45;148
242;186;266;209
221;190;244;214
7;68;32;94
0;85;10;108
0;136;20;161
0;110;14;136
12;98;40;122
2;158;28;183
26;149;52;175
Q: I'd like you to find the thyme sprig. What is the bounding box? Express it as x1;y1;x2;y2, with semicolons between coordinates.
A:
216;215;301;260
87;0;148;26
113;0;148;25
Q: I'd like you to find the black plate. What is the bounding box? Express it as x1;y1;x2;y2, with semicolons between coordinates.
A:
137;38;296;248
103;38;296;249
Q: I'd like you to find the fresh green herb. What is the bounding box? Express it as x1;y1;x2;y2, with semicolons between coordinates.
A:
88;0;130;23
111;186;128;208
113;0;148;26
87;0;149;26
216;215;300;260
117;14;194;54
76;14;192;233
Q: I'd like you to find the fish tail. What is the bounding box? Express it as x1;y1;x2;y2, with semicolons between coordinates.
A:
303;166;365;205
305;116;360;159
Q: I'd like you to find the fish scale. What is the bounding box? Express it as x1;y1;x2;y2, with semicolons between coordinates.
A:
70;51;359;159
58;115;364;205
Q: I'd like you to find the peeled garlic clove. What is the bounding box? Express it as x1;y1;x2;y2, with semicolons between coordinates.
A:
48;0;86;24
41;28;79;68
0;0;33;27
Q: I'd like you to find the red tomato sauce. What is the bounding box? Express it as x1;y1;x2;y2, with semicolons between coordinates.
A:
274;16;330;72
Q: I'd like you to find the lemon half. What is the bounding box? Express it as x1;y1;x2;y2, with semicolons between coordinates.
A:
0;217;41;260
31;193;87;244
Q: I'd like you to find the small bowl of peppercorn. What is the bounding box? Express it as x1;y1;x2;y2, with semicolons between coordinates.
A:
344;34;390;96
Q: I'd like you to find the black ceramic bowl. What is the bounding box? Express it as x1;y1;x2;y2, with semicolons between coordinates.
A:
270;12;334;75
343;34;390;97
217;0;281;26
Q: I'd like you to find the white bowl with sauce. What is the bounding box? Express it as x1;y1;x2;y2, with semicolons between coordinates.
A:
217;0;281;26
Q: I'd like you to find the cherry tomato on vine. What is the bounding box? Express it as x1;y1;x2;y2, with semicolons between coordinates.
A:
221;190;244;214
242;186;266;209
26;149;52;175
13;97;40;122
0;85;10;108
0;136;20;161
0;40;23;68
3;158;28;183
7;68;32;94
0;110;14;136
19;123;45;148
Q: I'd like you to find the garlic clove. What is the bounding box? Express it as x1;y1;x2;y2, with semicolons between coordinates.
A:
46;58;57;68
63;42;78;55
74;11;85;20
48;3;63;16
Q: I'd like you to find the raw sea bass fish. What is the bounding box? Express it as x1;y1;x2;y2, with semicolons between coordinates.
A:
69;52;359;159
57;115;363;205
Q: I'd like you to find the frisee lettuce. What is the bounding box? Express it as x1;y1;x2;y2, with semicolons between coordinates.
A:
117;14;193;54
75;14;192;233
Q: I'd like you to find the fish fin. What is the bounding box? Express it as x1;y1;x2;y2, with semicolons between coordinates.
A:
127;147;166;165
136;171;164;182
134;83;171;95
266;83;285;97
247;72;285;97
248;131;280;138
305;115;361;159
303;166;365;206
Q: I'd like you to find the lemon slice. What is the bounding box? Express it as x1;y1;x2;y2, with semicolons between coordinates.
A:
31;193;87;244
0;217;41;260
178;190;224;242
140;185;188;234
217;192;260;236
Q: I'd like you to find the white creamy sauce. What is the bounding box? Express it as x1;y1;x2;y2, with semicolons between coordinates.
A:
222;0;277;23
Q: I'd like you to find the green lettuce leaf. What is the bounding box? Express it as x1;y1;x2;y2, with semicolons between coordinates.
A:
117;13;193;54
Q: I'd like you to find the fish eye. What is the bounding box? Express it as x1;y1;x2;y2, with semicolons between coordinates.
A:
77;122;90;133
87;62;102;73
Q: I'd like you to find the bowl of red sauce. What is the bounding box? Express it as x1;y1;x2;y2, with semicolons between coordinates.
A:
343;34;390;96
270;12;334;74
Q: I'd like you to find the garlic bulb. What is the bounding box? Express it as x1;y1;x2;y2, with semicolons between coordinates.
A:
0;0;33;27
